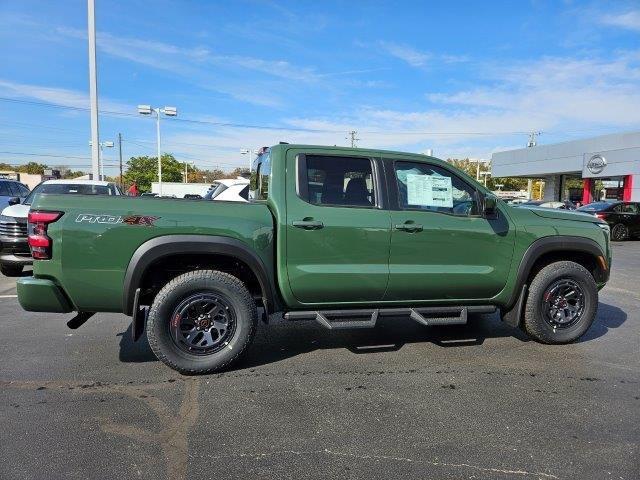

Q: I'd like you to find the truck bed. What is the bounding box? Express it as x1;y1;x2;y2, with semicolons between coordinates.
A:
29;194;274;312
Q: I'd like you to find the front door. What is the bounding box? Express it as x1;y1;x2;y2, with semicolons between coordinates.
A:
384;158;515;301
285;150;391;304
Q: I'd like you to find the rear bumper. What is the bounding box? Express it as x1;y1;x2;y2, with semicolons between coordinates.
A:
17;277;73;313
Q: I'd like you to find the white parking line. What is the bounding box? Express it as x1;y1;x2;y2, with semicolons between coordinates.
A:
0;294;18;298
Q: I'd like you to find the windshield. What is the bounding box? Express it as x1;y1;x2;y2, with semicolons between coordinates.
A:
24;183;116;205
578;202;614;212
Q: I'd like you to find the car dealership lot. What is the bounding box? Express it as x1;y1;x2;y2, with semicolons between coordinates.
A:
1;243;638;480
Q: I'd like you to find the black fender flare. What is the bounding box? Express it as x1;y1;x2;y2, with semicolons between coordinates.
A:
122;235;278;315
501;235;608;327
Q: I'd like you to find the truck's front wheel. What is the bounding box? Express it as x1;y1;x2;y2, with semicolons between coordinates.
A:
523;261;598;344
147;270;257;374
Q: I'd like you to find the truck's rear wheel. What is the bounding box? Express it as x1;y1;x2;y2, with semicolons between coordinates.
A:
147;270;257;374
523;261;598;344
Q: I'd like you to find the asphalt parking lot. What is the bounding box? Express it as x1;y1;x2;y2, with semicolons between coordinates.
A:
1;243;638;480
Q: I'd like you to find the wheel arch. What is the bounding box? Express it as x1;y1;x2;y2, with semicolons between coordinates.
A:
501;235;608;327
122;235;279;316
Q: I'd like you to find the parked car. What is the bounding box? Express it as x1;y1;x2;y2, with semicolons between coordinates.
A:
211;183;249;202
578;201;640;241
518;200;576;210
504;198;529;205
0;179;121;276
17;144;611;374
0;179;30;208
203;178;249;202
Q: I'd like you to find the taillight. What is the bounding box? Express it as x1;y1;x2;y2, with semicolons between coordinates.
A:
28;211;63;260
595;213;606;220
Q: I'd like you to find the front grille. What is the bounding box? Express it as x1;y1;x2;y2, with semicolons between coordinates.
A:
0;219;28;238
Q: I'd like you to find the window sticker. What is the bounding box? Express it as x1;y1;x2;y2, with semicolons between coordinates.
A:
406;174;453;208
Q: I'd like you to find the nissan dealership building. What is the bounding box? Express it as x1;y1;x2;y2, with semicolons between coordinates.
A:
491;131;640;203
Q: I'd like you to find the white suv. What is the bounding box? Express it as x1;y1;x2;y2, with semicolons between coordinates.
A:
0;180;121;276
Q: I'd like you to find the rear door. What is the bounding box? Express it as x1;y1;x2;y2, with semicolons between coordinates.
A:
616;203;640;235
285;149;391;304
384;157;515;301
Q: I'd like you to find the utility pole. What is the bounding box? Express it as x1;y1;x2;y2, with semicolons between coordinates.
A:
527;131;541;148
346;130;360;148
87;0;100;181
118;133;123;188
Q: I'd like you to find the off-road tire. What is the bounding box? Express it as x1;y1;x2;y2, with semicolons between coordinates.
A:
523;261;598;344
1;263;23;277
611;223;628;241
147;269;257;374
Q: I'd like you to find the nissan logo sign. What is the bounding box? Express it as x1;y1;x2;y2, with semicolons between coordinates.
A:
587;155;607;174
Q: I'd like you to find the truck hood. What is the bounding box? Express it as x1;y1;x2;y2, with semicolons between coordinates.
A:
1;203;29;219
527;207;604;224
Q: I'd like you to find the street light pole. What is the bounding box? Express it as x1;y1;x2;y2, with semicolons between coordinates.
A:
138;105;177;197
89;140;113;180
240;148;253;172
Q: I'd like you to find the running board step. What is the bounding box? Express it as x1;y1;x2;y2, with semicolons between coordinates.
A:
284;306;495;330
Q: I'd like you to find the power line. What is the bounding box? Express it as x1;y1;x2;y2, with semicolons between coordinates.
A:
0;151;91;160
0;96;534;137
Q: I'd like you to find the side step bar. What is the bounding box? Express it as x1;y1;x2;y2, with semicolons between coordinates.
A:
284;306;495;330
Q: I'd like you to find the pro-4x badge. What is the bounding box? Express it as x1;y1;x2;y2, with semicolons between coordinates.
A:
75;214;160;226
122;215;159;226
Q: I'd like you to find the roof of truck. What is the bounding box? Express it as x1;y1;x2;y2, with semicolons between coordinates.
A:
268;143;438;159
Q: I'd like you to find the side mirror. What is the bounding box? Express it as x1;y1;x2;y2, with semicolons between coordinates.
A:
8;197;21;206
483;194;498;218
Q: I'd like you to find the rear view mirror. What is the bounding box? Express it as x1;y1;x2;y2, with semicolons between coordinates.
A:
8;197;20;206
483;194;498;218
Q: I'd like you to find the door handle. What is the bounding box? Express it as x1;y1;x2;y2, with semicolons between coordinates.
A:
395;223;423;232
293;220;324;230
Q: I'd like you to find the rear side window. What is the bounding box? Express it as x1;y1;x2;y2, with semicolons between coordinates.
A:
616;203;638;214
298;155;376;208
394;161;479;216
0;182;10;196
250;151;271;200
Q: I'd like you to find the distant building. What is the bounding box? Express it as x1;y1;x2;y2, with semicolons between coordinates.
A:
492;131;639;203
0;171;44;190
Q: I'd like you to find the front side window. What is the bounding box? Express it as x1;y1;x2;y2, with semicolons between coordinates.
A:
394;161;479;216
300;155;376;207
0;182;10;196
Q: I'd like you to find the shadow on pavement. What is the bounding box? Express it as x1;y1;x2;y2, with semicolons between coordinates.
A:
116;303;624;370
117;323;155;363
234;312;530;371
579;302;627;342
116;312;528;368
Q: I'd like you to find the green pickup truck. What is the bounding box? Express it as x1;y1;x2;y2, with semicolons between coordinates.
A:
17;145;611;374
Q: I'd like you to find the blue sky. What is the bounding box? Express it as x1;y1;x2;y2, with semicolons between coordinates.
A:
1;0;639;176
